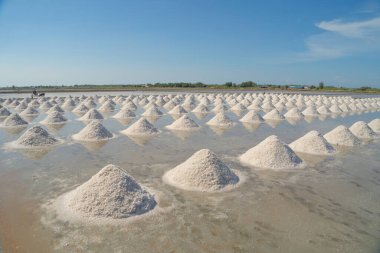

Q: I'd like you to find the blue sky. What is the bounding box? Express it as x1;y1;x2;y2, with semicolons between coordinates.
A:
0;0;379;87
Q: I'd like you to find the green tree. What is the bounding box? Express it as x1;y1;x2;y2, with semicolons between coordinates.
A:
240;81;257;87
225;82;233;87
319;81;324;89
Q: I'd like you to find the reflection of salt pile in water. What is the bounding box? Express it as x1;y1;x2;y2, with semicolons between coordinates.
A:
60;164;157;220
8;126;61;148
79;108;104;121
112;108;136;119
0;107;11;117
163;149;240;192
206;112;234;127
240;135;305;170
349;121;378;139
239;110;264;123
323;125;361;147
40;111;68;124
72;121;114;141
166;115;200;130
121;118;158;136
289;130;336;155
368;119;380;133
1;113;28;127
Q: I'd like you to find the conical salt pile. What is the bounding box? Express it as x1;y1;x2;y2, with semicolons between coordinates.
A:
99;101;115;111
166;115;200;131
10;126;61;148
192;104;209;113
1;113;28;127
239;110;264;123
47;105;64;114
324;125;361;147
168;105;187;115
142;106;163;117
206;112;234;127
72;121;114;141
263;109;285;121
289;130;336;155
62;164;157;219
0;107;11;117
79;108;104;121
368;119;380;133
40;101;53;110
40;111;68;124
349;121;378;139
317;105;331;115
20;106;39;116
284;108;303;118
121;118;158;136
72;103;89;114
112;108;136;119
240;135;305;170
163;149;240;192
212;104;228;113
231;103;247;111
302;106;319;117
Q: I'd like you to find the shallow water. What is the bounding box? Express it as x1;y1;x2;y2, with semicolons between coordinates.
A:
0;93;379;253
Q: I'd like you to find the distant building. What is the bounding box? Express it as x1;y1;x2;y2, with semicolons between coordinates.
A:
289;85;305;89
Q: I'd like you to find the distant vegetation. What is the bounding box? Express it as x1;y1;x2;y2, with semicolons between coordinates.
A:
1;81;379;94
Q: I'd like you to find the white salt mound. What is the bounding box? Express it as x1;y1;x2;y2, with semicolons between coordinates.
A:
163;149;240;192
10;126;61;148
206;112;234;127
263;109;285;121
166;115;200;131
1;113;28;127
239;110;264;123
63;164;157;219
192;104;209;113
168;105;187;115
112;108;136;119
142;106;163;117
72;104;89;114
41;111;68;124
240;135;305;170
349;121;378;139
284;108;303;118
20;106;39;116
368;119;380;133
323;125;361;147
0;107;11;117
289;130;336;155
79;108;104;121
121;118;158;136
73;121;114;141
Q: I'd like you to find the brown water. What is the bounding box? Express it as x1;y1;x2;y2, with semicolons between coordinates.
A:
0;93;379;253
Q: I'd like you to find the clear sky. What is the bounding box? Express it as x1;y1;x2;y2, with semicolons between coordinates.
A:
0;0;380;87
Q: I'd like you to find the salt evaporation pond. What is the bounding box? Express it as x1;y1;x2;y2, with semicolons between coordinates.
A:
0;91;379;253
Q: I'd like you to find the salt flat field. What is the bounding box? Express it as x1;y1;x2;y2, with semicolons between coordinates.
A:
0;91;379;253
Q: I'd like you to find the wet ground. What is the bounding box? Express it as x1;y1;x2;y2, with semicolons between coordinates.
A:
0;92;379;253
